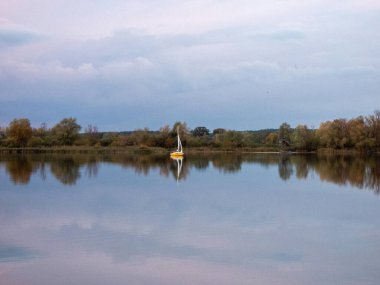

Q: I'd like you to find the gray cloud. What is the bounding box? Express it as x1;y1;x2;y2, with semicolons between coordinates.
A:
254;30;305;41
0;1;379;130
0;244;41;262
0;29;44;47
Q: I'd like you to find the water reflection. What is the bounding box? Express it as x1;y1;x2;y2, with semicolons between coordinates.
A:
0;153;380;285
170;157;184;182
1;153;379;193
4;157;35;184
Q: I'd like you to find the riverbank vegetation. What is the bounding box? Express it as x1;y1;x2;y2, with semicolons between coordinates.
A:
0;111;379;153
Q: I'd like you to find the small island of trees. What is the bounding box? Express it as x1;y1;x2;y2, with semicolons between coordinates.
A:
0;111;379;153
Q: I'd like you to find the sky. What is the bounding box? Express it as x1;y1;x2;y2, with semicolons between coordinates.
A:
0;0;379;131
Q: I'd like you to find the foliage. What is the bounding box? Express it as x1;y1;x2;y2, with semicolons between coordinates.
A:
84;124;101;146
1;111;380;152
278;122;291;142
265;132;279;146
192;126;210;137
291;125;314;150
7;118;33;147
213;128;226;135
52;118;81;145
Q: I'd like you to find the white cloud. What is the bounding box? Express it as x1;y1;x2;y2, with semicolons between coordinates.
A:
100;57;155;80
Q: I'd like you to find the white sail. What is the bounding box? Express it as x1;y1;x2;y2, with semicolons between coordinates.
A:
170;126;184;157
178;134;182;152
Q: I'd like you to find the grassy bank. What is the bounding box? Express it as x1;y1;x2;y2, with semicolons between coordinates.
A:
1;146;378;155
0;146;168;155
0;146;282;155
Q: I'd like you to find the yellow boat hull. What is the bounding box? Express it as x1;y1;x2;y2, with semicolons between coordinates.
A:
170;152;184;157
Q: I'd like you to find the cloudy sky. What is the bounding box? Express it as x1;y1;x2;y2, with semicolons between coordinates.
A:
0;0;379;131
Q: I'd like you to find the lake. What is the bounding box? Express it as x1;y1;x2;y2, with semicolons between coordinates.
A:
0;153;379;285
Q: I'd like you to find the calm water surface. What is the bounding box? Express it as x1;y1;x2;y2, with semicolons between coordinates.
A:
0;153;379;285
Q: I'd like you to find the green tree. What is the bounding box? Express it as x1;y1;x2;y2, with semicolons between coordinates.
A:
278;122;291;143
100;132;116;146
29;123;50;147
130;128;155;147
365;110;380;148
171;122;189;146
292;125;312;150
171;122;189;137
222;131;244;148
265;132;278;145
0;125;5;146
213;128;226;135
7;118;33;147
52;118;81;145
192;126;210;137
84;124;100;146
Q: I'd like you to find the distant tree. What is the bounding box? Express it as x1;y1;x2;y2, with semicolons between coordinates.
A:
7;118;33;147
100;132;116;146
171;122;189;146
265;132;278;145
278;122;291;143
33;123;48;138
171;122;189;137
222;131;244;148
192;126;210;137
160;125;171;134
52;117;81;145
29;123;50;147
365;110;380;147
213;128;226;135
347;117;366;148
317;121;332;147
292;125;312;150
0;125;5;145
317;119;348;149
130;128;155;146
156;125;172;148
84;124;100;146
154;125;170;147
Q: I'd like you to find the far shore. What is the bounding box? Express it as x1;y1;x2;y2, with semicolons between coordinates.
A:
0;146;377;155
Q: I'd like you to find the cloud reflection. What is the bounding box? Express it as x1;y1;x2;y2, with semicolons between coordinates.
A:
0;153;379;284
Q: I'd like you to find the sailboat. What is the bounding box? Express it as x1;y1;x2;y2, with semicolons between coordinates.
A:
170;127;184;158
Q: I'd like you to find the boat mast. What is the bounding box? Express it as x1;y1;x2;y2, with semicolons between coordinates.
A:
177;126;180;151
178;135;182;152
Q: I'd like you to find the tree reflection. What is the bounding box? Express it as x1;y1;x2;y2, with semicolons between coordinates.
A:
212;155;242;173
4;157;34;184
3;156;46;184
278;154;293;181
85;157;99;178
0;153;379;193
50;158;81;185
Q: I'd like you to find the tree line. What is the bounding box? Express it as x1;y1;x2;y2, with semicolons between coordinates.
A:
0;111;379;151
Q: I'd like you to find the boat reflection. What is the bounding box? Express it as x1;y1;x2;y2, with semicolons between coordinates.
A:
170;156;184;182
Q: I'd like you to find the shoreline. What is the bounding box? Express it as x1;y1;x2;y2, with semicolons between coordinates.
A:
0;146;377;155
